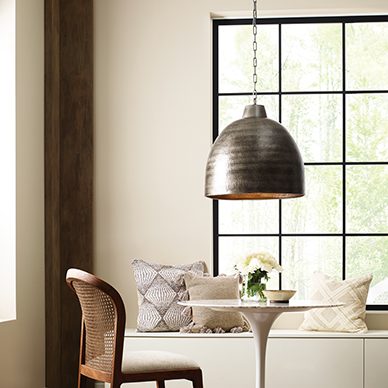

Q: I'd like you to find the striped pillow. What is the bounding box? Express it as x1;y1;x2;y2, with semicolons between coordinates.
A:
300;272;372;333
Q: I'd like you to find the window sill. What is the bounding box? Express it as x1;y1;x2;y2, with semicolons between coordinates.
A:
0;317;16;325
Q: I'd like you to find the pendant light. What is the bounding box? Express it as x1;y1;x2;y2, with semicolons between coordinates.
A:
205;0;305;200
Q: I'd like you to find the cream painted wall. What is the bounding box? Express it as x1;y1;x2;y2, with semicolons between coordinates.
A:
94;0;388;329
0;0;45;386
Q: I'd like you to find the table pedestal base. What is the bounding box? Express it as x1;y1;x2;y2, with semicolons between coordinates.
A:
243;311;282;388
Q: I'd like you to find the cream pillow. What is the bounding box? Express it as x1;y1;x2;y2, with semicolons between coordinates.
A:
184;273;245;331
300;272;372;333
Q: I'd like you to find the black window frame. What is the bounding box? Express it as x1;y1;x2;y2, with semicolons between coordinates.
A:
212;15;388;311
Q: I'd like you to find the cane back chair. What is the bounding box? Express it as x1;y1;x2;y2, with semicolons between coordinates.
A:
66;268;204;388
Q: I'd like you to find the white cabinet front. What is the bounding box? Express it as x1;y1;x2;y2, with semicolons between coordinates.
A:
365;338;388;388
266;338;363;388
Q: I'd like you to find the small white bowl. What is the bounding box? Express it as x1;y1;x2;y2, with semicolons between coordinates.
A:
263;290;296;303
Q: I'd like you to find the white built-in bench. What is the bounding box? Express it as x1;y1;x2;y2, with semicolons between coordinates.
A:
115;328;388;388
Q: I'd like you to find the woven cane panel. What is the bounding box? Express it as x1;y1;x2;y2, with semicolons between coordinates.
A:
73;280;116;373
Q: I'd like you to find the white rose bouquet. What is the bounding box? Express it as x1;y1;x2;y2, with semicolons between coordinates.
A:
235;252;282;301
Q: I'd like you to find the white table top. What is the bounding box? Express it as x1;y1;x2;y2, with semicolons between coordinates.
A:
179;299;342;313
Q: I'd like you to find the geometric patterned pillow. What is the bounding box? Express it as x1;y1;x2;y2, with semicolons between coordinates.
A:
299;272;372;333
131;259;207;332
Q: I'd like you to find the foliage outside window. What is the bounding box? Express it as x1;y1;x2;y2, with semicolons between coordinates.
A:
214;16;388;309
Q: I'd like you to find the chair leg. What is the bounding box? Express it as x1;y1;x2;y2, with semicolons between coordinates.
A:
192;370;203;388
156;381;166;388
78;372;87;388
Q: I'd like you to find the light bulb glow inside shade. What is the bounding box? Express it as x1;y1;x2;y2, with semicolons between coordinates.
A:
205;105;305;200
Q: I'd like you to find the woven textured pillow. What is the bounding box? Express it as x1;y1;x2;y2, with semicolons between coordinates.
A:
300;272;372;333
131;259;207;332
183;273;245;331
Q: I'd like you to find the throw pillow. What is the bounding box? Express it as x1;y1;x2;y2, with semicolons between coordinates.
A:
183;273;246;331
131;259;207;332
299;272;372;333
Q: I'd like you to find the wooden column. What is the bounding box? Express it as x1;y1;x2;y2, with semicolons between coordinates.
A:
45;0;93;386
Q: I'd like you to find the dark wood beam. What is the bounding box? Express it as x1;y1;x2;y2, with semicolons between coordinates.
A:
44;0;93;386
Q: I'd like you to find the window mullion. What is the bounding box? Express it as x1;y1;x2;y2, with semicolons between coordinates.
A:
342;21;347;281
278;23;283;290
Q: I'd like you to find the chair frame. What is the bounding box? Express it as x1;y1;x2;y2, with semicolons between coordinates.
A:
66;268;203;388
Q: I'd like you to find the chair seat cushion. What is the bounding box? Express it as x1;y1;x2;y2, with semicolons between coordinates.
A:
122;350;200;374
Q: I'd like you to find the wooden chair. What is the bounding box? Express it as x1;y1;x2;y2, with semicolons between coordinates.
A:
66;268;204;388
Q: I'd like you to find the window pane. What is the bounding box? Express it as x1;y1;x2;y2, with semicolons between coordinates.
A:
219;200;279;234
219;237;279;289
282;237;342;300
346;23;388;90
346;94;388;162
282;166;342;234
347;237;388;304
216;18;388;308
219;25;279;93
346;166;388;233
282;24;342;91
0;0;16;320
219;95;278;134
282;94;342;162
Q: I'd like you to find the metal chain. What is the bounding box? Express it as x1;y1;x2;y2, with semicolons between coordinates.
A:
252;0;258;105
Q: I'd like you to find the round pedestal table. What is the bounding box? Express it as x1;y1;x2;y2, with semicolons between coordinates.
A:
179;299;341;388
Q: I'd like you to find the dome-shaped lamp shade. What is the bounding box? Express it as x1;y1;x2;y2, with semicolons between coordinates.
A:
205;105;305;200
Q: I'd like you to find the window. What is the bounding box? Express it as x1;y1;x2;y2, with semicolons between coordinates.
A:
213;16;388;310
0;0;16;320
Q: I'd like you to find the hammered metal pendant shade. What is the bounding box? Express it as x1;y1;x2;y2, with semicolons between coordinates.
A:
205;105;305;200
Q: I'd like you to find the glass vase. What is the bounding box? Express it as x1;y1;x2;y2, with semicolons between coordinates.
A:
241;272;267;302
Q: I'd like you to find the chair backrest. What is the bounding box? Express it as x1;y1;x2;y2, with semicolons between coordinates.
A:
66;268;126;377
